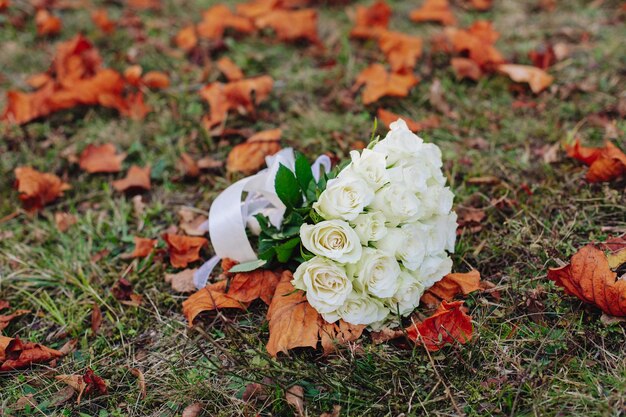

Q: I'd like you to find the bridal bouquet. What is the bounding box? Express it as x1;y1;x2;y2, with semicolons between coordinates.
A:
197;119;457;330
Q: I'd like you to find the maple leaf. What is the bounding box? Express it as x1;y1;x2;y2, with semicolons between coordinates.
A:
142;71;170;89
354;64;419;105
420;270;482;307
254;9;319;44
183;280;250;324
376;109;440;132
445;21;505;71
406;300;473;351
78;143;126;173
196;4;254;40
451;57;482;81
91;9;115;34
162;234;208;268
112;165;151;192
129;237;158;258
565;139;626;182
217;57;244;81
35;9;62;36
497;64;553;94
14;167;71;212
548;244;626;317
0;336;64;371
410;0;457;26
349;0;391;40
377;31;423;73
227;129;282;174
175;26;198;52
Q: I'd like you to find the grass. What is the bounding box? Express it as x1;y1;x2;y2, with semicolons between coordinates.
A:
1;0;626;415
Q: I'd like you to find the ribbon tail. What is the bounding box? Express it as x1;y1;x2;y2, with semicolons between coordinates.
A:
193;255;221;289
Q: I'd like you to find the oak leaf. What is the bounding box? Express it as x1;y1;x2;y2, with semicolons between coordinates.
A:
377;109;440;132
565;139;626;183
78;143;126;173
0;336;64;371
354;64;419;105
421;270;481;307
227;129;282;174
497;64;553;94
175;26;198;51
217;57;244;81
196;4;254;40
255;9;319;44
406;300;473;351
14;167;71;212
35;9;62;36
548;244;626;317
378;31;422;73
162;233;208;268
350;0;391;39
410;0;456;26
112;165;151;192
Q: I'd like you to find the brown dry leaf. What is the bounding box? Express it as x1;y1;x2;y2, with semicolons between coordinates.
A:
227;129;282;174
421;270;481;307
165;268;197;293
0;336;64;371
445;21;504;71
377;108;440;132
112;278;142;306
370;327;404;344
468;0;492;10
529;43;556;70
112;165;151;192
130;368;146;400
199;75;274;128
229;270;280;305
565;139;626;183
548;244;626;316
182;403;203;417
183;280;250;324
91;303;102;335
354;64;419;105
497;64;554;94
466;175;500;185
0;308;29;332
197;4;254;40
350;0;391;39
456;206;486;235
318;318;365;354
177;153;200;178
320;405;342;417
285;385;305;417
255;9;319;44
217;57;244;81
91;9;115;34
410;0;456;26
378;31;422;73
142;71;170;89
35;9;62;36
13;394;38;411
162;233;208;268
429;79;457;119
406;300;473;351
78;143;126;173
56;369;107;404
14;167;71;213
124;65;143;86
54;212;77;232
451;57;482;81
197;156;224;170
129;237;158;258
178;208;208;236
175;26;198;52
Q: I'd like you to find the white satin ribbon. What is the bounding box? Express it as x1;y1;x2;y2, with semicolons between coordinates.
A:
193;148;331;289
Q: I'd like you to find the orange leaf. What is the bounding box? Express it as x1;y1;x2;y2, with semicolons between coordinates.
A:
564;138;603;165
445;21;504;70
182;280;249;324
142;71;170;89
566;140;626;183
406;300;473;351
26;73;53;89
112;165;151;192
318;318;365;355
410;0;456;26
0;309;30;332
349;0;391;40
451;57;482;81
254;9;319;44
354;64;419;105
177;153;201;178
378;31;422;73
236;0;282;19
420;270;481;307
54;212;77;232
227;129;282;174
548;244;626;316
14;167;71;212
175;26;198;52
128;0;160;9
376;108;439;132
0;0;9;10
162;234;208;268
78;143;126;173
217;57;244;81
197;4;254;40
124;65;143;86
228;270;280;305
35;9;62;36
266;272;320;357
130;237;157;258
468;0;492;10
0;336;64;371
91;8;115;34
497;64;553;94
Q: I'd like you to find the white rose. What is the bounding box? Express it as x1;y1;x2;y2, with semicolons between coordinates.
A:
414;254;453;288
341;149;389;190
300;220;362;264
370;183;421;227
313;174;374;221
349;248;401;298
293;257;353;313
375;226;426;271
350;211;387;244
373;119;424;166
387;153;446;194
385;269;426;316
419;186;454;218
322;292;389;326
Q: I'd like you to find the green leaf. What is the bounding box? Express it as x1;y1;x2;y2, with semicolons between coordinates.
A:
275;237;301;263
295;153;314;196
228;259;267;273
275;164;302;209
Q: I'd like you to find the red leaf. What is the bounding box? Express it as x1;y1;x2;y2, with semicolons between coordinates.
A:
14;167;71;212
406;300;473;351
0;336;64;371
